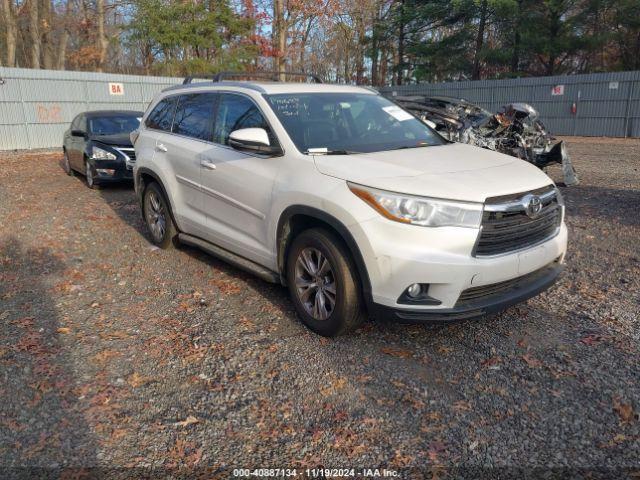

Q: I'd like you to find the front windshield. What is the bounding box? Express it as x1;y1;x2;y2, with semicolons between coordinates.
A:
89;115;141;136
266;93;444;154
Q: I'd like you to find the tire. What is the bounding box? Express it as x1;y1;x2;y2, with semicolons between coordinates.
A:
85;159;97;189
63;150;74;176
142;182;178;249
286;228;364;337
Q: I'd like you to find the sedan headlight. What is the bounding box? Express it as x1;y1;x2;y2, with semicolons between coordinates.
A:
92;146;117;160
348;182;483;228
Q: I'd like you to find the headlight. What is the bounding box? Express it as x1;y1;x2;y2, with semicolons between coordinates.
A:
92;146;117;160
348;182;483;228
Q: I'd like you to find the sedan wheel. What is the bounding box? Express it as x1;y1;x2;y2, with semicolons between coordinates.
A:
63;151;74;176
85;161;95;189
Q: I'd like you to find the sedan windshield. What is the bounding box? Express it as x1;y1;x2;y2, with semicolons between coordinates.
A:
89;115;141;136
266;93;444;154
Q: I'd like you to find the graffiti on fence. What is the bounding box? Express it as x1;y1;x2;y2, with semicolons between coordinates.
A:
36;104;63;123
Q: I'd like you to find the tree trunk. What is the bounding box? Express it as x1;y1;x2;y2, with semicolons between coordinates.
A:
510;0;523;74
371;0;384;86
472;0;487;80
40;0;54;69
54;0;71;70
355;14;365;84
96;0;109;71
28;0;41;68
396;0;405;85
273;0;286;80
1;0;18;66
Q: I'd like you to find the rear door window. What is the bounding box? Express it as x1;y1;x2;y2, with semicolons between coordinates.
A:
172;93;217;141
146;97;177;131
213;93;275;146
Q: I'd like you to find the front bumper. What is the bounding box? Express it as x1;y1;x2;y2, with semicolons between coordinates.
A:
90;159;133;183
349;215;568;320
371;261;563;322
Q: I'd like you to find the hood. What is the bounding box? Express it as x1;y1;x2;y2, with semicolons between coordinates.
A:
91;133;133;147
313;143;554;203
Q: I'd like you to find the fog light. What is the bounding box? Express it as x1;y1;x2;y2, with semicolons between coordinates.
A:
406;283;422;298
96;168;115;176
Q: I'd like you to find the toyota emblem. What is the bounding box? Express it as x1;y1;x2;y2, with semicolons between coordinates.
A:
522;194;543;218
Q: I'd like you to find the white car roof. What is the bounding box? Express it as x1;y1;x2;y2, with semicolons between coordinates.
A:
162;81;377;96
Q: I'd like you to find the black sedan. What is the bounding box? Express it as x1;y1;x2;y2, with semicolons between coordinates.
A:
62;110;143;188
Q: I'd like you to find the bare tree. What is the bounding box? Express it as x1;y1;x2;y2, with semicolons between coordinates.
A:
96;0;109;71
273;0;286;79
28;0;41;67
1;0;18;66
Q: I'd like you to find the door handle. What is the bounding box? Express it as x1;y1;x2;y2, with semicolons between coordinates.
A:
200;160;217;170
156;143;168;152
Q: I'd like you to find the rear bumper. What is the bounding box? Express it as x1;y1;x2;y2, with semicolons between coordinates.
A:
370;261;563;323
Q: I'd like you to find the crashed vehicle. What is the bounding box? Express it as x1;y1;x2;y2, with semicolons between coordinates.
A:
394;95;579;186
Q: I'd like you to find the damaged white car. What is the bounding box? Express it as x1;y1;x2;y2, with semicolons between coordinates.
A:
394;95;579;186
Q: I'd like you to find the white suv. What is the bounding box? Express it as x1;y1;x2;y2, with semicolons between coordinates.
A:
132;73;567;336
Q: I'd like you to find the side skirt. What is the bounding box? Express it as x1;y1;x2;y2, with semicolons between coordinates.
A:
177;233;280;284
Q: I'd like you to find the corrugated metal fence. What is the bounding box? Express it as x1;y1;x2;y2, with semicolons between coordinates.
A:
0;67;181;150
1;67;639;150
379;71;640;138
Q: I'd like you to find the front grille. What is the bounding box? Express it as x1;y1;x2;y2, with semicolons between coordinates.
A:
117;148;136;162
475;185;561;256
456;261;559;306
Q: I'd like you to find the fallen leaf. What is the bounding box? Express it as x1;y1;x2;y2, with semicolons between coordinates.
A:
580;333;603;346
613;397;635;424
380;347;413;359
57;327;70;334
522;353;542;368
174;415;199;427
481;356;500;368
127;372;150;388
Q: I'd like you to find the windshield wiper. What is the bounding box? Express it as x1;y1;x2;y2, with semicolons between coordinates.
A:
306;148;361;155
389;143;431;151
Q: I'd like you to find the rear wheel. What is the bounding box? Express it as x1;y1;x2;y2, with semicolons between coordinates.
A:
143;182;178;249
286;228;364;337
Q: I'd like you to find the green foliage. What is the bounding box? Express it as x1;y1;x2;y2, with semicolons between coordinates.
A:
127;0;257;75
401;0;633;81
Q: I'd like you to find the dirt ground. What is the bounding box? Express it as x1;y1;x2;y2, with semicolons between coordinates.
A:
0;137;639;478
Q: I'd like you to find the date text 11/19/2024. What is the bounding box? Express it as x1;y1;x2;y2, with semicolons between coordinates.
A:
233;468;400;478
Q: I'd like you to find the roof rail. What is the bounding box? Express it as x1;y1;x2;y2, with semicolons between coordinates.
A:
182;71;323;85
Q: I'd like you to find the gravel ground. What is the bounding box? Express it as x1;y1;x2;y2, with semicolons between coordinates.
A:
0;137;639;478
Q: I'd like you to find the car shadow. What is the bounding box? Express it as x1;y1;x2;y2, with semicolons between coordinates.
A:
0;237;99;472
560;184;640;227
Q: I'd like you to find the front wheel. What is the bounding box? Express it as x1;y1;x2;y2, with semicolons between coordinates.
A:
63;150;74;176
143;182;178;249
286;228;364;337
85;160;97;189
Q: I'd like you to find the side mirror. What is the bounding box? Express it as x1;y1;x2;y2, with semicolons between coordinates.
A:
71;129;86;138
229;128;281;155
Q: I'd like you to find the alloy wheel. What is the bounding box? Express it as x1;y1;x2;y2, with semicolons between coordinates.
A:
86;162;94;188
145;190;167;243
294;247;337;321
